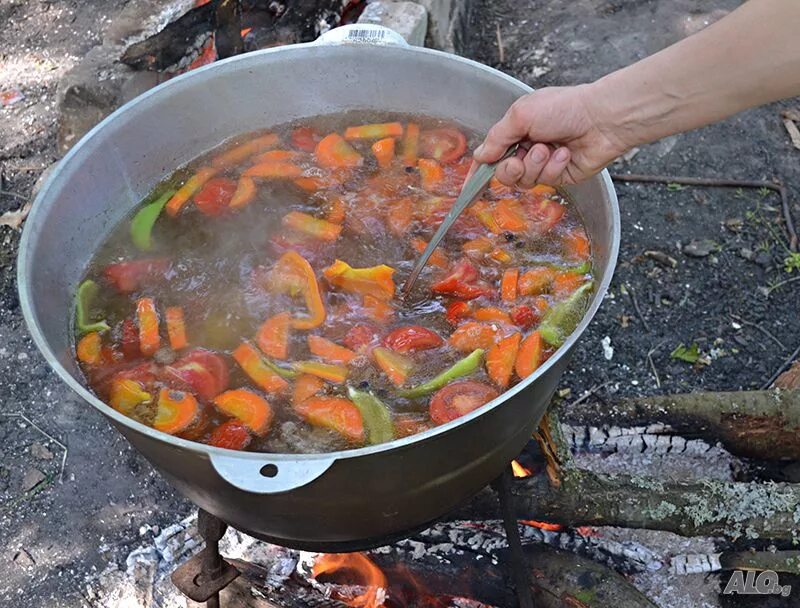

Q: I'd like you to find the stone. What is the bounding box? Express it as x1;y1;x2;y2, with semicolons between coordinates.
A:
682;239;717;258
358;1;428;47
13;549;35;569
30;442;55;461
20;468;46;492
416;0;459;51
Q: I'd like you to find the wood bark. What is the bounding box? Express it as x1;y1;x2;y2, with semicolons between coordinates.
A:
558;389;800;460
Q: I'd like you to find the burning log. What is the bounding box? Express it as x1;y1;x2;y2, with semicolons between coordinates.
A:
558;389;800;461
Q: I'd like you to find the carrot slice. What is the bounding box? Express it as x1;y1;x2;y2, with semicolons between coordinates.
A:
410;238;449;269
136;298;160;356
109;378;152;414
315;133;363;168
165;306;188;350
474;307;512;323
518;267;556;296
486;333;521;388
308;335;357;365
402;123;420;167
325;195;347;224
385;197;414;236
501;268;519;302
563;228;591;261
229;176;257;209
211;133;279;168
470;200;501;233
494;198;528;232
213;388;273;435
372;137;396;168
294;396;364;443
251;149;302;164
165;167;218;217
243;161;303;179
418;158;444;191
77;332;102;365
371;346;414;386
323;260;396;301
552;272;586;299
344;122;403;140
489;248;512;264
291;374;324;407
292;360;349;384
362;294;395;323
282;211;342;242
232;342;289;393
449;322;500;352
515;331;544;379
256;312;291;360
154;388;199;435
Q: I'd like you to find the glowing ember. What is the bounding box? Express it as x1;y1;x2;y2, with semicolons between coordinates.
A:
313;553;388;608
241;27;253;37
520;519;563;532
576;526;600;537
187;36;217;71
510;459;532;478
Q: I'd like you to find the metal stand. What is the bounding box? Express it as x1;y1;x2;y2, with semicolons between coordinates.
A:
492;467;536;608
171;510;240;608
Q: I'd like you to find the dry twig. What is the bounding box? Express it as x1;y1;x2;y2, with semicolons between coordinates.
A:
1;413;68;482
624;283;651;332
495;23;505;64
730;313;787;351
763;343;800;390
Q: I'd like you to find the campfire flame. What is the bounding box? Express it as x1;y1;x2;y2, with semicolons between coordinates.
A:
520;519;563;532
510;459;532;478
313;553;388;608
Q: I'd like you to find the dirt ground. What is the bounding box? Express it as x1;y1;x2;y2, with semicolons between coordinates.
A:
1;0;799;606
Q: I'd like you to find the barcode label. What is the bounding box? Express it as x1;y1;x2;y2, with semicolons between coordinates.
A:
346;28;387;43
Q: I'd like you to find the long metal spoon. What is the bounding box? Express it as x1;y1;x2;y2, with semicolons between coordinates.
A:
401;143;520;298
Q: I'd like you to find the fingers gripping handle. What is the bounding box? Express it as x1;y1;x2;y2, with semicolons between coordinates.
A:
210;453;335;494
314;24;409;47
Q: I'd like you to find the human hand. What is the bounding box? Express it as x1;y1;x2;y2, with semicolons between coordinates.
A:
472;84;630;187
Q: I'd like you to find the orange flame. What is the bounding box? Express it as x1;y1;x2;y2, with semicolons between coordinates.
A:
313;553;388;608
241;27;253;37
511;459;532;478
520;519;563;532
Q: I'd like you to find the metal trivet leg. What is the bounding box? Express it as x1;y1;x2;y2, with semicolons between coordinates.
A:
492;467;535;608
171;510;240;608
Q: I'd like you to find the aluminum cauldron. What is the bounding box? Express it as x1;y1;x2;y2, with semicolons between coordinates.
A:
18;25;620;551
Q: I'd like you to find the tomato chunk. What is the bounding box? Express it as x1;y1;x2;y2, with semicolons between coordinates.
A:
383;326;443;353
164;348;229;400
429;381;499;425
208;420;252;450
431;259;493;300
104;258;170;293
343;324;380;352
194;177;236;216
419;128;467;164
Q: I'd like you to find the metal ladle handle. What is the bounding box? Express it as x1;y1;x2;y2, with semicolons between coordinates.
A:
401;143;520;298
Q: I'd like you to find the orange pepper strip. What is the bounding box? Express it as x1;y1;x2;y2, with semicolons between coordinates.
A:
282;211;342;242
251;149;302;164
449;322;500;352
371;346;414;387
165;306;188;350
136;297;160;356
232;342;289;393
307;335;357;365
563;228;591;261
256;312;291;360
344;122;404;140
77;332;102;365
213;388;274;435
315;133;363;169
552;272;586;299
211;133;279;169
470;200;501;233
372;137;396;168
385;197;414;236
402;123;420;167
325;196;347;224
515;330;544;379
518;267;556;296
293;361;349;384
229;176;257;209
489;248;513;265
410;238;449;269
323;260;396;301
110;378;152;415
294;396;364;443
154;388;199;435
418;158;444;191
269;251;326;330
293;374;325;406
494;198;529;232
165;167;218;217
486;333;521;388
362;294;395;323
243;161;303;178
501;268;519;302
474;307;512;323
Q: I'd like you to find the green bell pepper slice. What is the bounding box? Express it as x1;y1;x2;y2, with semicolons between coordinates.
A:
539;281;594;347
75;279;110;335
397;349;484;399
347;386;395;445
130;190;174;251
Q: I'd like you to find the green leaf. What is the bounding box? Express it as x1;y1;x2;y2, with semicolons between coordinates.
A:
670;342;701;364
666;183;687;192
130;190;173;251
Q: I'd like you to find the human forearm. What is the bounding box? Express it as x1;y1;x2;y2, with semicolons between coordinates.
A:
590;0;800;150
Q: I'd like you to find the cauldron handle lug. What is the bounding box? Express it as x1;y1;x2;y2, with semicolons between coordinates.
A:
208;454;336;494
312;24;410;48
